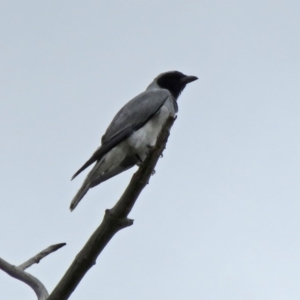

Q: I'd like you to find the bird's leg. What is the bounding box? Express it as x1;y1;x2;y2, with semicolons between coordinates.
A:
135;154;143;166
146;145;157;175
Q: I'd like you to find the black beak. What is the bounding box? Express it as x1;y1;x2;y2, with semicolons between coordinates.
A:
180;75;198;84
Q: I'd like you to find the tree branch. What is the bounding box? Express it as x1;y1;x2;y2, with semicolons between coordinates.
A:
18;243;66;271
0;258;49;300
0;243;66;300
48;115;176;300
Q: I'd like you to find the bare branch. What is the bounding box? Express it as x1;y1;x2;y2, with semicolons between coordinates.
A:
48;115;176;300
18;243;66;270
0;258;48;300
0;243;66;300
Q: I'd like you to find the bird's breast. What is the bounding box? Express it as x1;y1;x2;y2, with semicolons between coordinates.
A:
127;101;176;160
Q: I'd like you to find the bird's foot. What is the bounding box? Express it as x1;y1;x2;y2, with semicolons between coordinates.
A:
135;154;143;166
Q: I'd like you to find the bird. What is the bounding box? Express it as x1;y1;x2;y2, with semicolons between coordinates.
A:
70;70;198;211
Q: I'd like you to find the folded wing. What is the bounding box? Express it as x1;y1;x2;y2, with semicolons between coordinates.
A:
71;89;170;179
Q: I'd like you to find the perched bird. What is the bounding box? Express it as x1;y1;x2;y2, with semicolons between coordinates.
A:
70;71;197;211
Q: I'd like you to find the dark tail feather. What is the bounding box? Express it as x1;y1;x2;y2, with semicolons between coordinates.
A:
71;146;106;180
71;158;95;180
70;181;91;211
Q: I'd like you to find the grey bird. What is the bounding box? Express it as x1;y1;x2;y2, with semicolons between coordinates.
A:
70;71;197;211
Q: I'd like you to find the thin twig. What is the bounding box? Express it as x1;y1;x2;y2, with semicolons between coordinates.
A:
18;243;66;270
0;243;66;300
0;258;49;300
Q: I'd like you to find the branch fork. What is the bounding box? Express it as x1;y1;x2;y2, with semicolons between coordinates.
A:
0;243;66;300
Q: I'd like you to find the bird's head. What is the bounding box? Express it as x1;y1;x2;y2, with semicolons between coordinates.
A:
154;71;198;99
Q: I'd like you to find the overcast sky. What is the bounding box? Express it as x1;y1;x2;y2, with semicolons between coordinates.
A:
1;1;300;299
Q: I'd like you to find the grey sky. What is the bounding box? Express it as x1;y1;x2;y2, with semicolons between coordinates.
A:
1;1;300;299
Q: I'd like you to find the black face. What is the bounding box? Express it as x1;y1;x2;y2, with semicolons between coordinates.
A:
156;71;193;99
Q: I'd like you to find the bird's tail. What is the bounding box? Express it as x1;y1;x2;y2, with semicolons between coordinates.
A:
70;157;106;211
70;181;91;211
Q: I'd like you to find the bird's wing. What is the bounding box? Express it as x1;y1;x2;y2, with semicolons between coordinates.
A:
71;89;170;179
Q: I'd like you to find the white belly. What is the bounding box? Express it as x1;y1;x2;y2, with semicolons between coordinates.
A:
127;102;175;161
